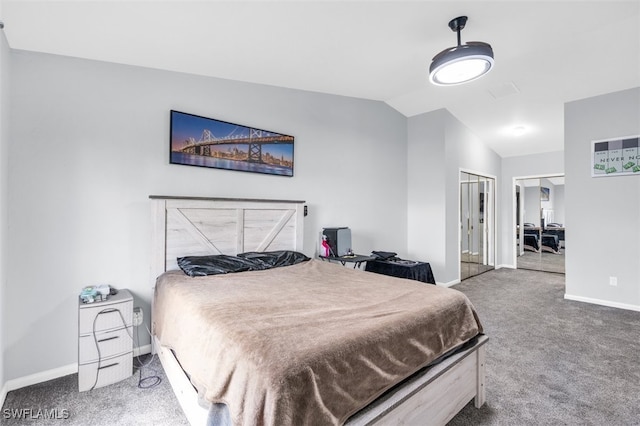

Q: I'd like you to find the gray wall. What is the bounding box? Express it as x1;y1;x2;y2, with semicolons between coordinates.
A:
540;177;556;225
524;185;541;225
500;151;564;268
407;109;501;284
446;114;502;281
6;50;408;380
564;88;640;309
0;29;9;390
407;110;447;280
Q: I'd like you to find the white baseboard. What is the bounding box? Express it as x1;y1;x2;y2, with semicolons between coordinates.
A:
0;343;153;403
564;294;640;312
134;344;152;357
0;382;7;410
4;362;78;397
496;264;515;269
438;279;460;288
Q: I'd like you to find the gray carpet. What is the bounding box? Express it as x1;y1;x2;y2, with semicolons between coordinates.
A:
2;268;639;425
517;249;566;274
1;356;189;425
448;268;640;426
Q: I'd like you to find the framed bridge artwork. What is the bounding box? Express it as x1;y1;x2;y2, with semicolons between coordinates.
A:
170;110;295;177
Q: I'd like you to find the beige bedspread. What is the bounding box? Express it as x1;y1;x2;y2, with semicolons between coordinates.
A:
153;259;482;426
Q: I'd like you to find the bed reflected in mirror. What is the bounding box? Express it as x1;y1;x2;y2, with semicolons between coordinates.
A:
515;176;565;274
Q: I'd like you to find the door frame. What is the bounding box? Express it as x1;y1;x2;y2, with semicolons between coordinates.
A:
511;173;564;269
459;168;497;282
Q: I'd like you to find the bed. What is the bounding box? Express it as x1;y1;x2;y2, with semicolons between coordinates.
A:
522;228;561;254
540;234;561;254
150;196;488;426
543;223;564;254
523;234;540;252
522;226;540;252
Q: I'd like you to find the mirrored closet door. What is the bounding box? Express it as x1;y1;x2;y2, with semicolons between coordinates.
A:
515;176;565;273
460;172;495;280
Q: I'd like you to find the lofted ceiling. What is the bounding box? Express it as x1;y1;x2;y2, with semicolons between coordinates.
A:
2;1;639;158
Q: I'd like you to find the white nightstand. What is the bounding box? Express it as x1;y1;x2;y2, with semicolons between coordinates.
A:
78;289;133;391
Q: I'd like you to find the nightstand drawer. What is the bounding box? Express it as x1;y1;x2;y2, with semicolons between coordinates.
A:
79;326;133;363
79;301;133;335
78;352;133;392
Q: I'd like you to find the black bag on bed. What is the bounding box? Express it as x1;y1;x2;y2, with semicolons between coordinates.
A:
237;250;310;268
177;255;267;277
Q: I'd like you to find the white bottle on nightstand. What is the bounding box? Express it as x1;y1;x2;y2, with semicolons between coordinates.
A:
78;289;133;391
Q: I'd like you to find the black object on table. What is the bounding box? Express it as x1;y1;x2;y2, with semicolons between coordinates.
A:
320;255;376;269
365;259;436;284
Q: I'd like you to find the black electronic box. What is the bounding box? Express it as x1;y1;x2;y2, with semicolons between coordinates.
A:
322;227;352;257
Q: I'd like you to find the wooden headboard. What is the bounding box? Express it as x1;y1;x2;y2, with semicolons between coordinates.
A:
149;196;306;282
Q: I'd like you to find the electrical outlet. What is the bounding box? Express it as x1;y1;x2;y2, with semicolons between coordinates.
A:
609;276;618;286
133;307;143;326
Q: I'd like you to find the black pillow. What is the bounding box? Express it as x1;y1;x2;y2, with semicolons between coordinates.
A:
236;250;310;268
177;255;266;277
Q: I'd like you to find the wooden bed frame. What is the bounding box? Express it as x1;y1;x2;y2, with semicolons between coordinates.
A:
149;195;488;426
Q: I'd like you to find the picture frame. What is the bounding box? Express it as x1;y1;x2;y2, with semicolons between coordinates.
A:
591;136;640;178
540;187;550;201
170;110;294;177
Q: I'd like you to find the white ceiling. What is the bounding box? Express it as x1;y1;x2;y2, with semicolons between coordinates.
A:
2;1;639;158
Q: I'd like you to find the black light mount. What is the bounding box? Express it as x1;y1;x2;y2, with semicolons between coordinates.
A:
449;16;468;45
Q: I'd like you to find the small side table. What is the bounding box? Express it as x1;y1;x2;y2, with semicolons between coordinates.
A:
320;254;376;269
78;289;133;391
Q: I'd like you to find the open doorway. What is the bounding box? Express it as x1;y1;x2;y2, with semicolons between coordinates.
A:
515;175;565;273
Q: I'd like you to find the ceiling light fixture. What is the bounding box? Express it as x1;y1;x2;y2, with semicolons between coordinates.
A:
429;16;494;86
512;126;527;136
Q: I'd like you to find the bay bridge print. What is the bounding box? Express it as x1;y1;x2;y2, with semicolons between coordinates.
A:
170;111;294;177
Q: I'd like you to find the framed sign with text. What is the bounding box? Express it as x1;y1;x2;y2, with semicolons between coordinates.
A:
592;136;640;177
